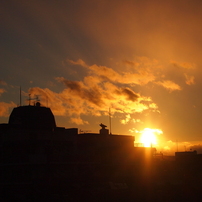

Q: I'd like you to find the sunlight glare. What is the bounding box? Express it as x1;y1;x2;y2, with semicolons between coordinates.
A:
140;128;163;147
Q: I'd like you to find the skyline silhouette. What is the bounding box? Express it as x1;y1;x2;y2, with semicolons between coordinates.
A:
1;102;202;201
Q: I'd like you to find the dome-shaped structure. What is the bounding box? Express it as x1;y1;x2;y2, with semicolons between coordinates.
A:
8;104;56;131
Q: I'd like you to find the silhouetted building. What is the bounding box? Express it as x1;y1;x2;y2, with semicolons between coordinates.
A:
175;150;197;162
1;103;154;200
4;102;202;201
8;102;56;130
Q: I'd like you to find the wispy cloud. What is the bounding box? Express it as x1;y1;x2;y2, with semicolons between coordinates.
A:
69;58;157;85
171;61;196;69
184;74;195;85
0;102;15;117
156;80;182;92
120;114;131;125
68;59;88;68
0;89;6;96
70;117;89;125
170;61;196;86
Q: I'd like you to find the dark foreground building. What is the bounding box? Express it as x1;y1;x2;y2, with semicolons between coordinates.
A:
0;102;156;201
4;102;202;201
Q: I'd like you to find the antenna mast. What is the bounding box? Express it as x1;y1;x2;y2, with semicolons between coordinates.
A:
46;96;48;107
28;94;31;105
20;86;22;106
109;108;112;134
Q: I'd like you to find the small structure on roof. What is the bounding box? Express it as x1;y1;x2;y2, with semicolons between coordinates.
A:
99;123;109;135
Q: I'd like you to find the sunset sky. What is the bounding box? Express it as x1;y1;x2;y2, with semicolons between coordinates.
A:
1;0;202;154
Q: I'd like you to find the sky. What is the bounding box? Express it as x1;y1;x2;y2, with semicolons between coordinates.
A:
1;0;202;154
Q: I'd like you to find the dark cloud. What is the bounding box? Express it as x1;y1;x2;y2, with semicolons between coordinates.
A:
63;80;82;92
115;88;139;102
62;79;104;107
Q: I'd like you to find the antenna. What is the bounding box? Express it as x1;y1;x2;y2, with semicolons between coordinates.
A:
46;96;48;107
109;108;112;134
28;94;31;105
20;86;22;106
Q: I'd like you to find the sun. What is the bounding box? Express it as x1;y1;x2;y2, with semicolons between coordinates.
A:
140;128;162;147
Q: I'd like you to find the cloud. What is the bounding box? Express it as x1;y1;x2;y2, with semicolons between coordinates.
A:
157;140;201;155
68;59;88;67
28;87;68;116
132;119;142;124
29;57;197;125
184;74;195;85
68;58;197;92
0;89;6;96
57;77;105;107
27;57;197;127
70;117;89;125
120;114;131;125
69;58;157;85
115;88;139;102
0;102;16;117
170;61;196;86
129;128;138;133
121;115;142;125
171;61;196;69
57;75;157;114
156;80;182;92
29;68;158;125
